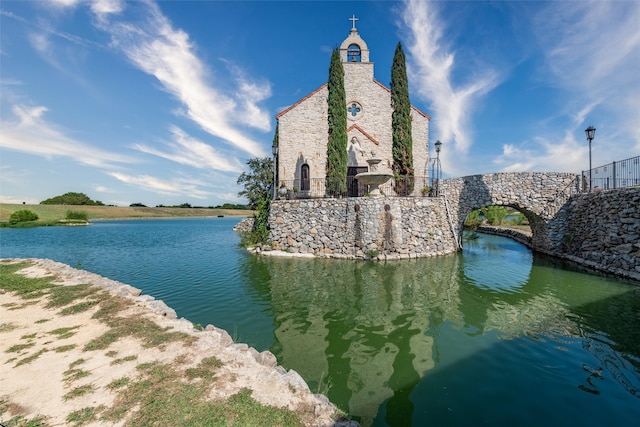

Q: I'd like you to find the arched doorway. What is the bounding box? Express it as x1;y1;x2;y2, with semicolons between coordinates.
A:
301;164;310;191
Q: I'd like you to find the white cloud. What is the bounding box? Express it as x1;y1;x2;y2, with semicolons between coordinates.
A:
27;31;68;74
108;171;212;199
132;126;244;173
94;0;269;157
520;1;640;171
488;1;640;175
0;104;136;168
400;0;501;155
493;130;588;175
90;0;124;17
400;0;639;176
47;0;80;8
221;60;272;132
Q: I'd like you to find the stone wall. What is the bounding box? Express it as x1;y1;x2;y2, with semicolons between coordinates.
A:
268;197;458;260
476;226;533;247
265;175;639;281
546;187;640;281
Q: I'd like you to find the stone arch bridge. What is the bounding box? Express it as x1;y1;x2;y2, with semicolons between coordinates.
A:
439;172;580;253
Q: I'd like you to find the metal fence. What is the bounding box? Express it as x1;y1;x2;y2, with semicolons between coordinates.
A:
582;155;640;191
275;176;433;200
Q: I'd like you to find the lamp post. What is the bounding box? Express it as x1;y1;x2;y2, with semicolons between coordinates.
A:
271;140;278;199
585;126;596;192
434;140;442;196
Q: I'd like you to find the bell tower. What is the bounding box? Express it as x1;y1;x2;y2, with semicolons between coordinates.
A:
339;15;370;63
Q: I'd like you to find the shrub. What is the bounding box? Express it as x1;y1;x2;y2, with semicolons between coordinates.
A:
464;210;483;229
481;206;508;225
240;195;271;247
66;210;88;221
9;210;39;224
507;213;526;226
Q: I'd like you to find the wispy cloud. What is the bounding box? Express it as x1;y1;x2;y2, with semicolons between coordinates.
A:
400;0;501;158
400;0;638;176
132;126;244;173
3;5;104;89
0;104;136;168
108;171;212;199
496;1;640;173
494;134;585;174
534;1;640;153
223;60;272;132
91;0;270;157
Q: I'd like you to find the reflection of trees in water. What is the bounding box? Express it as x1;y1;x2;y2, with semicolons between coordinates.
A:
461;246;640;399
263;255;463;425
575;291;640;398
244;241;640;424
484;293;579;338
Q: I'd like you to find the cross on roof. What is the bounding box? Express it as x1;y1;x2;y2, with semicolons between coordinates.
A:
349;14;359;29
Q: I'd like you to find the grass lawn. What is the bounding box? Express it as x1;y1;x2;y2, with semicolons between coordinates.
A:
0;260;321;427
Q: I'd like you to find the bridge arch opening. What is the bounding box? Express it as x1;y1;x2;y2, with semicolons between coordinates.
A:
459;203;546;250
464;205;529;230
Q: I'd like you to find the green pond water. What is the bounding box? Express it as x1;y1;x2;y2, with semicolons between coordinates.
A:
1;218;638;426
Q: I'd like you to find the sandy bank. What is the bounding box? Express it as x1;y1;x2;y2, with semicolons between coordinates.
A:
0;258;350;426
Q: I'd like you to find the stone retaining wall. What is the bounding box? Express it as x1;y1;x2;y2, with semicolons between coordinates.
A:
476;226;533;247
268;197;458;260
265;180;638;282
547;187;640;281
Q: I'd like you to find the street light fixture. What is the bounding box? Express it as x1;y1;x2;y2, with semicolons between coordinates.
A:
271;140;278;199
585;126;596;192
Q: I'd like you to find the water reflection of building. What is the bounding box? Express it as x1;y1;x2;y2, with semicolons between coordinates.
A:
249;234;640;425
264;256;463;425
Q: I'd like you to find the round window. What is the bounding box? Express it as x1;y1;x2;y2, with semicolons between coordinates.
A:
347;101;363;121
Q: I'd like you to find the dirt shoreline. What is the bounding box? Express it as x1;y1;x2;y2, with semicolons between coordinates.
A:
0;258;346;426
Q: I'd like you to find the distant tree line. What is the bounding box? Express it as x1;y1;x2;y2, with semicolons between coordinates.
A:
152;203;250;210
36;192;248;210
41;192;104;206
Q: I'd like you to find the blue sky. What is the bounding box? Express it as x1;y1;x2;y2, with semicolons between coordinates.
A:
1;0;638;206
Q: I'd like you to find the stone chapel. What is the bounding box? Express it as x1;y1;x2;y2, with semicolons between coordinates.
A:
275;17;430;198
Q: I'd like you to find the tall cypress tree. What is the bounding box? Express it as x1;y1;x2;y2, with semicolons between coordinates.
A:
326;47;348;196
391;41;414;194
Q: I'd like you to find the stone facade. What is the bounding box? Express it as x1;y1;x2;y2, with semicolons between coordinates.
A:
268;197;457;260
275;26;430;197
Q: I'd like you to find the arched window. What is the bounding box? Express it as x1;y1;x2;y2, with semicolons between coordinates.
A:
347;44;361;62
301;164;310;191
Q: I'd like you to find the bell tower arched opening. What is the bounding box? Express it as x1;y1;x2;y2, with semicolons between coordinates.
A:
347;44;361;62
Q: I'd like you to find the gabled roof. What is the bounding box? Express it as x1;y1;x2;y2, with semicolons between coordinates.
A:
347;123;379;145
275;80;431;121
276;84;327;119
372;79;431;120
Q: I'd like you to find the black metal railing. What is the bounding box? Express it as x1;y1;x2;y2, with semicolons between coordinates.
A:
275;176;433;200
582;155;640;191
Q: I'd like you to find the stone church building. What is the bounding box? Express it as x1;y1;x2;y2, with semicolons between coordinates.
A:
275;18;431;198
